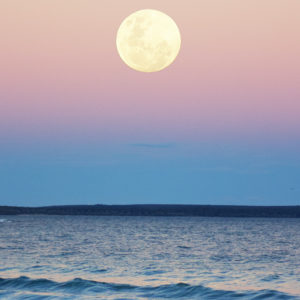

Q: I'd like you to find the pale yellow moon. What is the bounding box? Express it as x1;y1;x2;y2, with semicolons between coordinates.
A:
116;9;181;72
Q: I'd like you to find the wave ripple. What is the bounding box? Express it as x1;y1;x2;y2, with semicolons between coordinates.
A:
0;276;298;299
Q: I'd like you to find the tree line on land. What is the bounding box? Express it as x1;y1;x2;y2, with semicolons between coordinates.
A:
0;204;300;218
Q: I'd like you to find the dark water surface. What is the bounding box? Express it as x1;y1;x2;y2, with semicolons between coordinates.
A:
0;216;299;299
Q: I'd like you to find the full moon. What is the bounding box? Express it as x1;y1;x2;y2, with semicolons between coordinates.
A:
116;9;181;72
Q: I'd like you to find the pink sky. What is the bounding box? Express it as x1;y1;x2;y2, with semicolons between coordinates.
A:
1;0;300;144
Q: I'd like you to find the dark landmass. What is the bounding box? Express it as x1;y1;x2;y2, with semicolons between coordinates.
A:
0;204;300;218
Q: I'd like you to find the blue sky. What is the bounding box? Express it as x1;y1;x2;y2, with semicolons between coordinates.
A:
1;139;299;206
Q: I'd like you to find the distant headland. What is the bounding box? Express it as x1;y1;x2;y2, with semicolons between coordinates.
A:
0;204;300;218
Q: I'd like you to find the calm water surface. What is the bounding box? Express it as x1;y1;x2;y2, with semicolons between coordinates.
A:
0;216;300;299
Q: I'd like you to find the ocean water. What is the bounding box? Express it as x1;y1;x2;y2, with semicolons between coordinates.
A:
0;216;299;299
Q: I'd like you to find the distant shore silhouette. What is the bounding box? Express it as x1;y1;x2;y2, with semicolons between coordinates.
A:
0;204;299;218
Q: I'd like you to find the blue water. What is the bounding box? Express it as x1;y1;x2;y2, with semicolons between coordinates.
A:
0;216;299;299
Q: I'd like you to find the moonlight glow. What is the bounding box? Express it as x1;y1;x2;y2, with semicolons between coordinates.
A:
116;9;181;72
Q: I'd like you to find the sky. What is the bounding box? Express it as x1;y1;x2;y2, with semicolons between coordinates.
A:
0;0;299;206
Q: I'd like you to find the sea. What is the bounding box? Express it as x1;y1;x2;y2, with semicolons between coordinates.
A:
0;215;299;299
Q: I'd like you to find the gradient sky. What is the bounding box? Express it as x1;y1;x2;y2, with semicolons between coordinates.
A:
0;0;299;206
